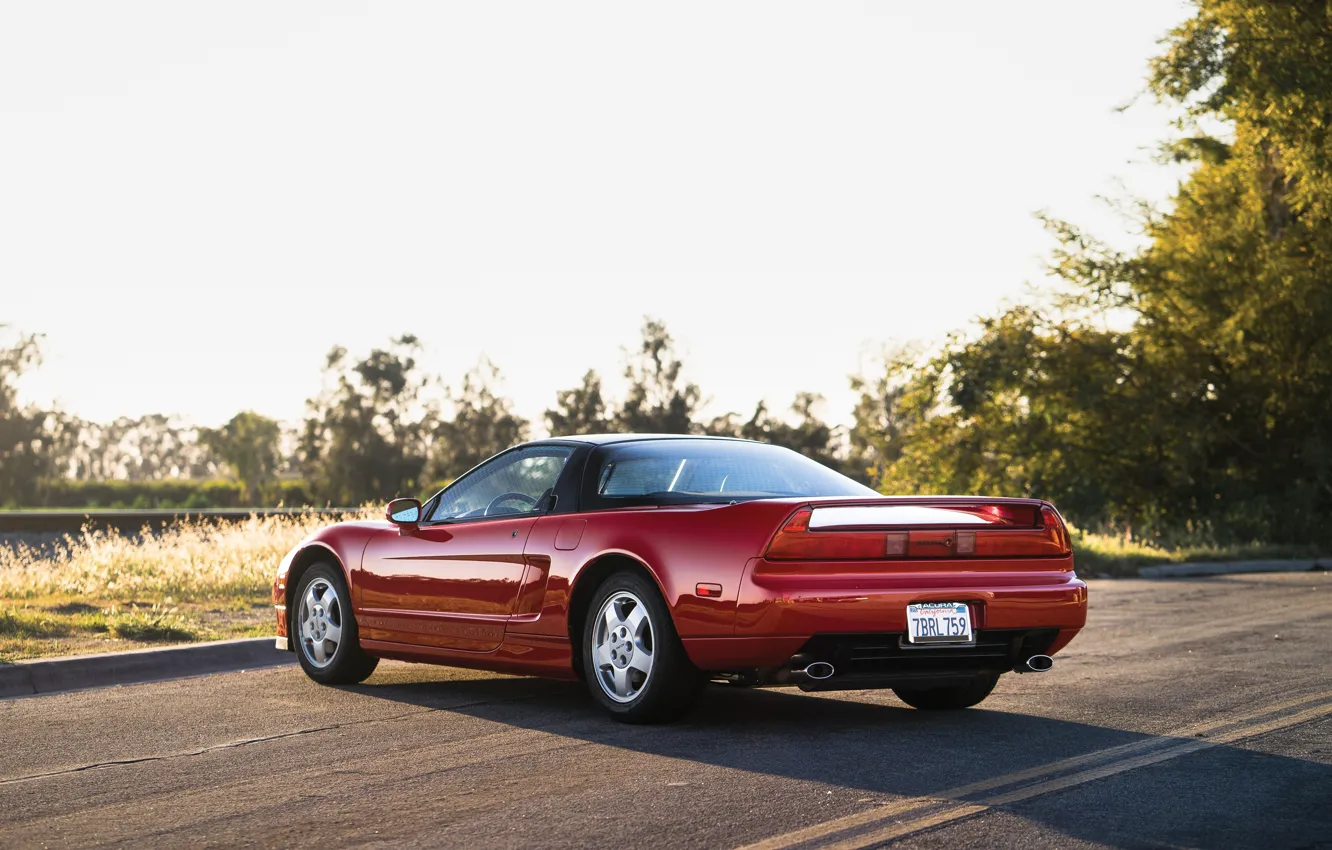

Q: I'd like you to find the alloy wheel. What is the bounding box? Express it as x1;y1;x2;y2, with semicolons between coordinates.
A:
299;578;343;668
592;591;655;703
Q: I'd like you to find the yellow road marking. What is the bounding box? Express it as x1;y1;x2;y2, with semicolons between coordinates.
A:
845;700;1332;849
821;805;991;850
738;689;1332;850
943;686;1332;801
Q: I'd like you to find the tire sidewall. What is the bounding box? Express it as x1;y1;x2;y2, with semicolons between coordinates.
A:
581;571;696;722
293;563;361;684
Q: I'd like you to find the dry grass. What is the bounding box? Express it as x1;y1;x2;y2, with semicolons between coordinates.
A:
1071;527;1325;577
3;510;1322;659
0;511;367;661
0;512;365;601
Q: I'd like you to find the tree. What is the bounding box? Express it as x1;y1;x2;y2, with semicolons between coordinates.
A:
0;326;56;505
91;415;217;481
612;319;701;434
709;393;849;475
428;359;528;482
300;336;434;505
850;0;1332;544
545;369;612;437
200;411;282;504
775;394;836;448
862;310;1178;530
846;348;922;487
764;392;845;475
1147;0;1332;218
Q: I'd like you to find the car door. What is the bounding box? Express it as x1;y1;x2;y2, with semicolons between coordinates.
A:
358;446;575;652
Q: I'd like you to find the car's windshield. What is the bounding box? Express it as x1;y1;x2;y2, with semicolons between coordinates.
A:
591;440;876;503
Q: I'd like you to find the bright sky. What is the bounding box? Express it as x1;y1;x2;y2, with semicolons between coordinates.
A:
2;1;1193;434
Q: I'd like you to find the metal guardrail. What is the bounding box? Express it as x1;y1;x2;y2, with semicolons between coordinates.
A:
0;509;358;534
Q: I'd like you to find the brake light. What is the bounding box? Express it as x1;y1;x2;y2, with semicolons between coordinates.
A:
766;508;889;560
1041;505;1071;552
764;503;1072;560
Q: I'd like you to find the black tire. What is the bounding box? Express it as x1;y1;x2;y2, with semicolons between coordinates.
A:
893;673;1000;710
581;570;703;724
292;563;379;686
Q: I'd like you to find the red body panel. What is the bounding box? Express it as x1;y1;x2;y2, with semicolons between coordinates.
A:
274;497;1088;679
273;521;383;642
357;517;536;651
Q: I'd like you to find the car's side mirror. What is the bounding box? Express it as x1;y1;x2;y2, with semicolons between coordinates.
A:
386;498;422;529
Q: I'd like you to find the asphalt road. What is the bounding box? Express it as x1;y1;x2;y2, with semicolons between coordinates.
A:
2;573;1330;849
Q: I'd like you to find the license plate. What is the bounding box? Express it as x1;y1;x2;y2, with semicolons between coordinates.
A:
906;602;974;644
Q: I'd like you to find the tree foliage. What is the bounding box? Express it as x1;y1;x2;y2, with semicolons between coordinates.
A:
62;415;218;482
707;392;850;476
545;369;612;438
428;359;529;482
855;0;1332;544
199;411;282;503
299;336;433;505
612;319;701;435
0;327;57;505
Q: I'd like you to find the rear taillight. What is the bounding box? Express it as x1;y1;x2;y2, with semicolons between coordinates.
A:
765;508;888;560
764;503;1072;561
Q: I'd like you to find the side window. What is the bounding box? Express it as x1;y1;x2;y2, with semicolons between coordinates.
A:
430;448;573;522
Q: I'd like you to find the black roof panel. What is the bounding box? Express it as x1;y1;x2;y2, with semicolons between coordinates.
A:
526;433;755;447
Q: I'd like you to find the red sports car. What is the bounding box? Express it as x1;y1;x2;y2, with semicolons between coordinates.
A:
273;435;1087;722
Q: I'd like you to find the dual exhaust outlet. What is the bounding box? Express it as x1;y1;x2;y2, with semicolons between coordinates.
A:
788;654;1054;682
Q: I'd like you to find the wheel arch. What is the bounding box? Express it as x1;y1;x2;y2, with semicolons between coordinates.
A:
284;543;351;633
567;551;670;681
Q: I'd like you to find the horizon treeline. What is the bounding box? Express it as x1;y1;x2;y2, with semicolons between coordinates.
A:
4;1;1331;547
0;318;876;508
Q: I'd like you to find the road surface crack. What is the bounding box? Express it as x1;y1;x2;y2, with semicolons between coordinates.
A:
0;698;512;786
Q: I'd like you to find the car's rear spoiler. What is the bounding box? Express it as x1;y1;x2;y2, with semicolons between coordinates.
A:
764;498;1070;560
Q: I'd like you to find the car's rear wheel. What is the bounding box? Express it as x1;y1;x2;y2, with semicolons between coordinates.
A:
293;563;378;686
892;673;999;710
582;571;702;723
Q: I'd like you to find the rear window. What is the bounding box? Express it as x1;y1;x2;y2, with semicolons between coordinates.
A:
588;439;876;506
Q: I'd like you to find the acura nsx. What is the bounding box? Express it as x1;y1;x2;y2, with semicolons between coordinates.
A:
274;435;1087;722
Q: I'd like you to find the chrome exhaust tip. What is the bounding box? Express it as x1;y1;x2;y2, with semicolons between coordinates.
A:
1019;654;1054;673
803;661;835;680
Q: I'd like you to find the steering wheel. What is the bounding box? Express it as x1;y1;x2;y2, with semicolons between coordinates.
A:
484;491;538;516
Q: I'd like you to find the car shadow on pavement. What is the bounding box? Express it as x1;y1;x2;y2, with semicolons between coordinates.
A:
346;673;1332;848
349;673;1175;797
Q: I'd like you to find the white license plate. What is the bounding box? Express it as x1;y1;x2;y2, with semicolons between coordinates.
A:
906;602;974;644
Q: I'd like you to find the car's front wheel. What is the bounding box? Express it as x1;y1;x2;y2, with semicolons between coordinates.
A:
892;673;999;710
293;563;379;686
582;571;702;723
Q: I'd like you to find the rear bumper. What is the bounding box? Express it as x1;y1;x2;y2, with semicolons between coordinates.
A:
783;628;1063;690
683;557;1087;672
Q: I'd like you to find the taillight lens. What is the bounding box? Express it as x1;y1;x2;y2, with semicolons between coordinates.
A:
764;504;1072;560
766;508;889;560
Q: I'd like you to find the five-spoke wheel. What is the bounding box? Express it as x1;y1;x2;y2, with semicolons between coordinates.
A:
291;563;378;685
299;577;344;668
581;570;703;723
592;591;656;703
